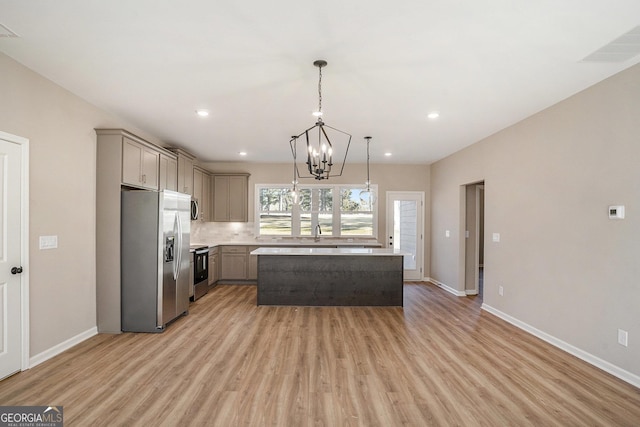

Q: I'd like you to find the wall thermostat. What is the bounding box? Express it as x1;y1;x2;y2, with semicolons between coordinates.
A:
608;205;625;219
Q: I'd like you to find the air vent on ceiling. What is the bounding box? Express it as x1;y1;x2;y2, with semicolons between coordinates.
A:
0;23;19;38
582;25;640;62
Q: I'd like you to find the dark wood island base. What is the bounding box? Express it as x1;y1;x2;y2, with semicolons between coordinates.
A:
254;249;404;306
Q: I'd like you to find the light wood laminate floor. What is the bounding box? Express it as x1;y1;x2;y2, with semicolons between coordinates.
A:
1;283;639;426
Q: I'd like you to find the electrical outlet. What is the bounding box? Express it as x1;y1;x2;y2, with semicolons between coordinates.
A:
618;329;628;347
498;286;504;296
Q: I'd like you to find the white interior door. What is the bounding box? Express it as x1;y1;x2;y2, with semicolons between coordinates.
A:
386;192;424;281
0;133;24;380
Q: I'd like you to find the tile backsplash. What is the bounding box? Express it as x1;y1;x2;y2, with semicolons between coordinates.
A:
191;221;256;243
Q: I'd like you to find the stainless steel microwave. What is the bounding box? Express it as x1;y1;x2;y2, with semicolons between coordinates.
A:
190;199;199;220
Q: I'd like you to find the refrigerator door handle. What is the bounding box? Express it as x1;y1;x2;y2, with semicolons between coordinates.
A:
173;212;182;281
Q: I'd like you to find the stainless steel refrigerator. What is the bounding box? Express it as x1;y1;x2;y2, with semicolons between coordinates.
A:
121;190;191;332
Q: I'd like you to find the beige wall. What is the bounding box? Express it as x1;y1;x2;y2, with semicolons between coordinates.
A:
430;63;640;376
0;53;162;356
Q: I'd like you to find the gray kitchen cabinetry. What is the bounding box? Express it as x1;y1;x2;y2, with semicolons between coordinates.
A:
122;136;160;190
169;148;195;196
208;246;219;286
212;173;250;222
159;153;178;191
218;245;258;282
193;166;212;222
220;246;248;280
95;128;178;333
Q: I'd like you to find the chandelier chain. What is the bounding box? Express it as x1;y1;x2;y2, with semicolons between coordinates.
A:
365;137;371;188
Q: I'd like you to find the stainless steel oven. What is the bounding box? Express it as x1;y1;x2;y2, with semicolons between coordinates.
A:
192;246;209;300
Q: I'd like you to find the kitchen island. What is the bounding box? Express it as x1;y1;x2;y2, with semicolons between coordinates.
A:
251;247;404;306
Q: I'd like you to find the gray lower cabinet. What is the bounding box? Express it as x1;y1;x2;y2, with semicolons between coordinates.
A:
220;246;247;280
208;247;218;285
218;245;258;282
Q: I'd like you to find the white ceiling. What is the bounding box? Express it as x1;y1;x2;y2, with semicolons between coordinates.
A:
1;1;639;164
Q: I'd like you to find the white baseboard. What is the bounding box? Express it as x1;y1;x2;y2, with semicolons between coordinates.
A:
29;327;98;369
426;277;466;297
482;303;640;389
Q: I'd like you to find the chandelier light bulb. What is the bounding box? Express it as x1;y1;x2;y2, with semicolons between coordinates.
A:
290;189;299;205
359;189;377;206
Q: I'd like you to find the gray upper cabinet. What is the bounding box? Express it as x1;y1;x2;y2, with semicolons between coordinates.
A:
169;148;195;196
159;154;178;191
122;136;160;190
212;173;250;222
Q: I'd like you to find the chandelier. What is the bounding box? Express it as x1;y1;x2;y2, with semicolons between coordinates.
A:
290;60;351;181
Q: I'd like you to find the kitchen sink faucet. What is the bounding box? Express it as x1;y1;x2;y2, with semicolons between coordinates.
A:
314;224;322;241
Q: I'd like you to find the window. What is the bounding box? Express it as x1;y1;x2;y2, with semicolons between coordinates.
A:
258;187;293;235
340;187;374;236
256;184;377;237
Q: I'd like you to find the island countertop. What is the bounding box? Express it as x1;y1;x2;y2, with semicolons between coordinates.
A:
251;247;404;256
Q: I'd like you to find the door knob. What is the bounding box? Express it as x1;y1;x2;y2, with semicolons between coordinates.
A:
11;266;23;275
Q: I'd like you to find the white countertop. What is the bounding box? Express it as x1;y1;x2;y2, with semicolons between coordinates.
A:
191;239;383;248
251;247;404;256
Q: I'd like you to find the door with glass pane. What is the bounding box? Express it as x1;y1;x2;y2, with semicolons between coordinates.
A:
386;192;424;281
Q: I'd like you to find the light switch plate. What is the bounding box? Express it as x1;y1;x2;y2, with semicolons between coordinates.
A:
445;230;450;238
39;235;58;250
492;233;500;242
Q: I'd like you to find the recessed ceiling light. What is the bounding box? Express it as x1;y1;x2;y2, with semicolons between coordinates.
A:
239;151;247;156
384;152;392;157
427;112;440;119
196;109;209;117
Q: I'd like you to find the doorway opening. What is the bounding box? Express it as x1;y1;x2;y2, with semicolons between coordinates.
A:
463;181;484;299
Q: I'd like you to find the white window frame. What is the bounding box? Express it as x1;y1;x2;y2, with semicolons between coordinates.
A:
255;183;378;238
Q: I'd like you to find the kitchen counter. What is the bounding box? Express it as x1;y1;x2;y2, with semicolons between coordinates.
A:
251;247;400;256
190;239;382;248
